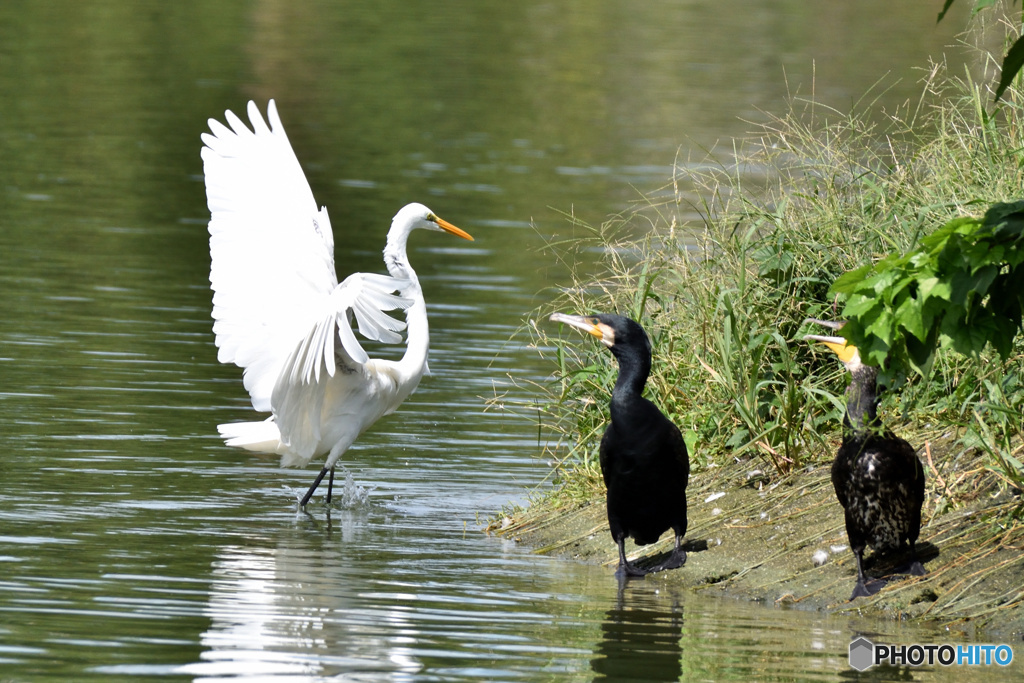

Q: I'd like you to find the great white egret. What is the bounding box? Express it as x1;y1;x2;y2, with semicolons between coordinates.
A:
804;319;926;599
201;100;473;507
550;313;690;577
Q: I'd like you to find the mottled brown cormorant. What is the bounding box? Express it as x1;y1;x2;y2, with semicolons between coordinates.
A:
805;319;926;599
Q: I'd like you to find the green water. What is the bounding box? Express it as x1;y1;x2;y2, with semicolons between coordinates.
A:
1;1;1017;680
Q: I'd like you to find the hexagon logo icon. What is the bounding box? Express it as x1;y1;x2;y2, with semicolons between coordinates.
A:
849;636;875;671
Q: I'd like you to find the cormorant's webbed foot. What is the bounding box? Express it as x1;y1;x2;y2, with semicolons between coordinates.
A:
896;560;927;577
653;549;687;572
849;548;886;600
614;561;648;579
850;576;886;600
893;545;927;577
651;535;688;573
614;538;647;578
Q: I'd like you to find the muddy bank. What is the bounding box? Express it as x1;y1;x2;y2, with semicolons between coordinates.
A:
493;441;1024;639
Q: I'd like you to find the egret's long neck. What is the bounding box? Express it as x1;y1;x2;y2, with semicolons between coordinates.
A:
384;229;415;283
400;293;429;373
383;225;429;377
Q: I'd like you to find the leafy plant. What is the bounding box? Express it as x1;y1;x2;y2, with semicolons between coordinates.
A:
939;0;1023;102
830;201;1024;386
508;53;1024;510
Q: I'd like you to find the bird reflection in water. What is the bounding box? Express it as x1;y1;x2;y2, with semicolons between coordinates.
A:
591;581;685;681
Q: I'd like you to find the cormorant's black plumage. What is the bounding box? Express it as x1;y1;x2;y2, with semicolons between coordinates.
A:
551;313;689;578
807;320;926;599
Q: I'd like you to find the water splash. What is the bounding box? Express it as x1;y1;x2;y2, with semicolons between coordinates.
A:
288;468;375;510
332;468;374;509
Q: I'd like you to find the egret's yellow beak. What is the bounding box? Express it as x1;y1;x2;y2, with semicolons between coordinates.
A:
430;214;474;241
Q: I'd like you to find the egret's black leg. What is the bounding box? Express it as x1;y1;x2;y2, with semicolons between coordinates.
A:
614;536;647;578
325;468;336;505
300;467;330;507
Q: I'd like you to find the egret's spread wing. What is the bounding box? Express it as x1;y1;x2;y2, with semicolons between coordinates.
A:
271;273;413;457
202;99;339;411
279;273;413;386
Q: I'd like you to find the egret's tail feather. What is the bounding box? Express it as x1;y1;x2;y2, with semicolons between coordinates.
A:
217;418;314;469
218;418;282;454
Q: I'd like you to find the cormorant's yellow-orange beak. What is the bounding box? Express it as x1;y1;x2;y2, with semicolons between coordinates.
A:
804;334;860;364
430;214;474;241
549;313;615;346
803;318;860;365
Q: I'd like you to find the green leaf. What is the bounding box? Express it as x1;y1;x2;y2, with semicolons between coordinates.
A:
860;333;892;369
864;308;896;347
841;292;882;318
918;275;952;303
994;35;1024;103
936;0;957;23
865;268;900;296
895;294;926;341
949;264;998;306
883;272;918;307
905;326;937;377
970;243;1005;269
919;296;948;340
946;310;994;356
990;315;1017;360
982;200;1024;232
972;0;999;16
752;244;795;281
920;217;978;252
831;202;1024;381
829;263;873;296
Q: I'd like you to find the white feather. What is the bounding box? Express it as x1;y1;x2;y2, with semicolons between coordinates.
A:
201;100;472;503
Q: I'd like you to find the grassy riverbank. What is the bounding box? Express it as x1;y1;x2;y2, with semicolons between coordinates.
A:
493;57;1024;635
495;440;1024;638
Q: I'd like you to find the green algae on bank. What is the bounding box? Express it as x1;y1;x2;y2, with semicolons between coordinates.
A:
492;438;1024;640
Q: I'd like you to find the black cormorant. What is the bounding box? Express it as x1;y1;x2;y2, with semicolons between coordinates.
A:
805;319;926;599
550;313;690;578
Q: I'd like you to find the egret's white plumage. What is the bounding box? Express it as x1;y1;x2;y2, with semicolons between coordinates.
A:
201;100;473;505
